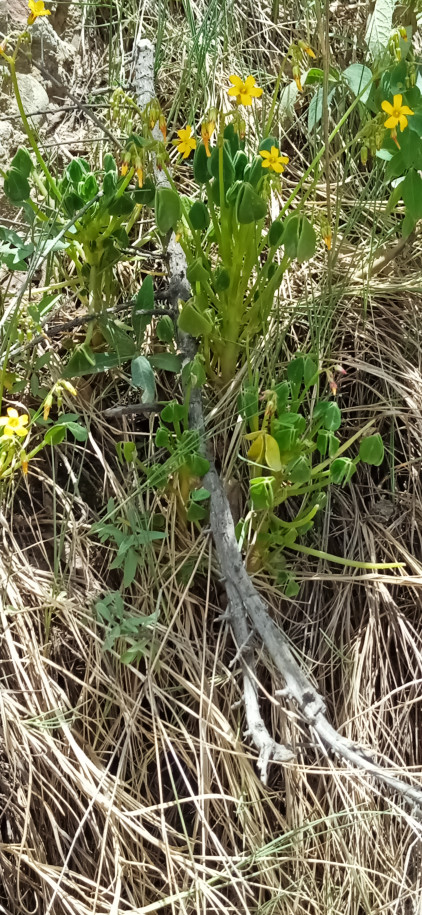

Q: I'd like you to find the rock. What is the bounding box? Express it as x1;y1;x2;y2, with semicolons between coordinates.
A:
10;73;50;128
30;17;76;91
0;72;49;163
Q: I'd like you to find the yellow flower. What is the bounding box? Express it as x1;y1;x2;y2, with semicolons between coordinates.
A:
381;94;414;132
159;113;167;141
260;145;289;174
27;0;51;25
299;40;316;58
201;118;216;157
228;74;263;107
323;232;332;250
245;431;282;472
172;126;196;159
120;161;129;176
0;407;29;438
136;166;143;188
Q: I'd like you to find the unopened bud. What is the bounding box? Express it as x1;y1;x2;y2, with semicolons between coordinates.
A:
43;393;53;422
361;145;368;166
61;380;78;397
159;113;167;140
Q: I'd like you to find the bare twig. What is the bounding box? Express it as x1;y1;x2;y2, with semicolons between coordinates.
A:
134;35;292;782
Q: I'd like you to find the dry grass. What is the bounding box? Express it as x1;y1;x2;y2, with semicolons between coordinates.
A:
1;0;422;912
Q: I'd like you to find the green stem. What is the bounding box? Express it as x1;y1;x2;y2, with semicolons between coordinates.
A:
287;542;404;570
9;58;60;202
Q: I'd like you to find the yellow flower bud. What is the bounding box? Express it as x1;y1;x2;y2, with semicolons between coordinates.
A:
43;393;53;421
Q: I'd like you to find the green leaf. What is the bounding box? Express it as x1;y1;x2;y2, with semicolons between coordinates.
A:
303;355;318;387
238;385;259;426
186;502;208;522
4;168;31;205
297;217;316;263
116;441;137;463
136;275;154;310
189;200;210;230
279;80;299;119
10;147;33;178
365;0;396;62
214;267;230;292
104;153;117;174
191;487;210;502
149;352;182;373
287;356;304;387
131;356;156;403
161;400;185;423
178;302;212;336
155;426;170;448
98;318;136;359
62;191;85;217
282;214;301;258
342;63;372;104
285;579;300;597
359;433;384;465
250;476;275;510
66;158;85;185
400;169;422;221
236;182;267;224
186;453;210;476
308;87;336;131
304;68;324;85
234;150;248;180
208;141;235;190
186;258;210;285
63;349;125;378
193;143;210;183
133;179;155;204
108;194;135;216
44;425;66;446
314;400;342;431
156;316;174;343
402;212;416;238
287;456;311;484
60;420;88;441
155;187;182;234
330;457;356;485
123;547;139;587
181;356;206;388
268;220;284;247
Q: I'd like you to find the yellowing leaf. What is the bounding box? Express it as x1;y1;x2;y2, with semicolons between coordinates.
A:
264;434;282;472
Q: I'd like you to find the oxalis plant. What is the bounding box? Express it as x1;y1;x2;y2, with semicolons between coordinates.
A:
0;1;414;593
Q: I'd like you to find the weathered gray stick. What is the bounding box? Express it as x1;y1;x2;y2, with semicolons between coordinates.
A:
131;36;422;804
132;35;293;782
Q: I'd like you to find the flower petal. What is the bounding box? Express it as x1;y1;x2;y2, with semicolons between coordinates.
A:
393;94;403;109
228;86;239;97
249;86;263;98
384;115;398;128
247;434;265;464
229;75;243;87
243;76;256;90
240;93;252;105
381;100;393;115
7;408;18;419
259;150;270;159
398;114;408;131
264;435;282;472
400;105;414;115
